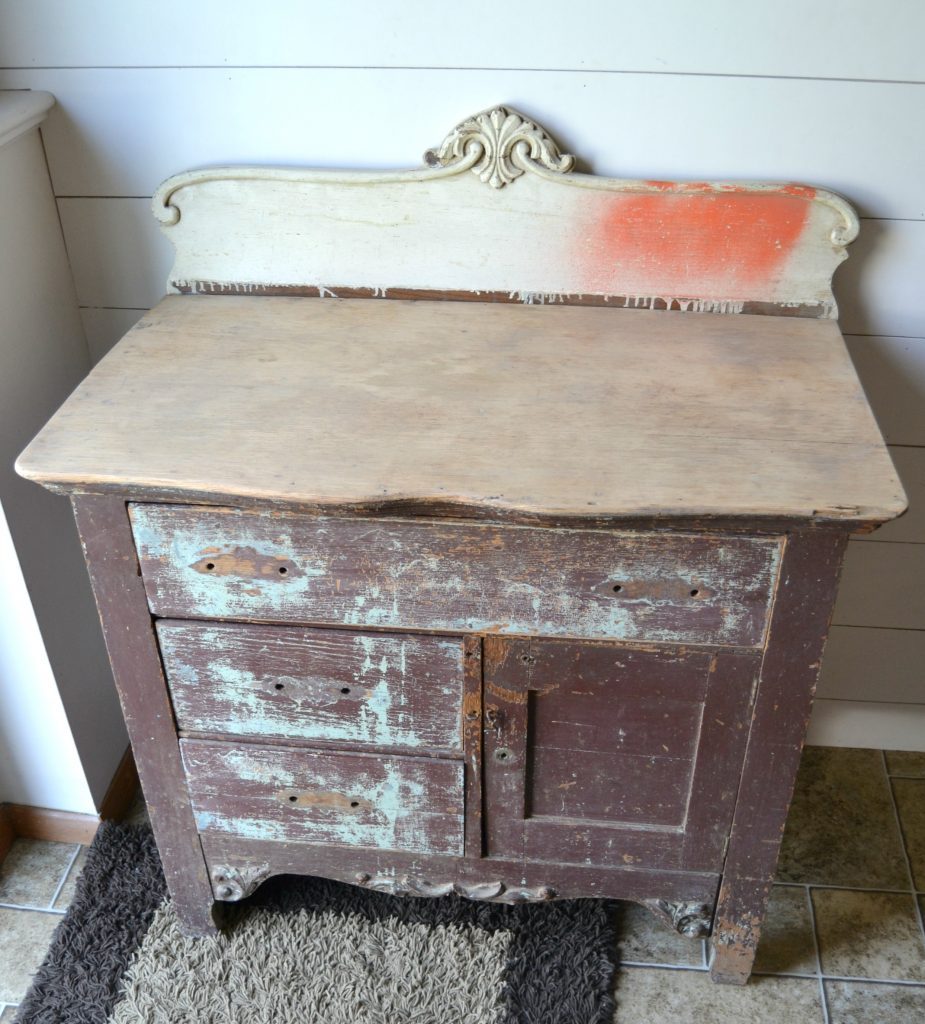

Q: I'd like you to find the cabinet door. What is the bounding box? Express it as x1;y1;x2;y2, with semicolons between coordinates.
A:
482;638;759;873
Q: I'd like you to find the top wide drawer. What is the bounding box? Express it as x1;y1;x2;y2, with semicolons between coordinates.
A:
129;504;782;647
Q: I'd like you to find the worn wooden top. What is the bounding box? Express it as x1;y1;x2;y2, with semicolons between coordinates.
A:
17;295;905;526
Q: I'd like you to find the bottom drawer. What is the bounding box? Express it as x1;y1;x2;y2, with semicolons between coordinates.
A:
181;740;464;857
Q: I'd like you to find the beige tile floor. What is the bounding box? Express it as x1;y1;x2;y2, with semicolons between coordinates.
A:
0;748;923;1022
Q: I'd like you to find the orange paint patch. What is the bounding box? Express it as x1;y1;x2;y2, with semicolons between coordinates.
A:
584;190;811;299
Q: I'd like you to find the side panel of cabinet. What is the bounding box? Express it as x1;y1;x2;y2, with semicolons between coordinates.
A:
483;637;759;873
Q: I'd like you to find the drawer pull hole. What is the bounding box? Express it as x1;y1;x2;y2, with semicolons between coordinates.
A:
690;588;700;597
278;566;288;575
350;800;360;808
274;683;284;691
340;686;351;695
205;562;215;571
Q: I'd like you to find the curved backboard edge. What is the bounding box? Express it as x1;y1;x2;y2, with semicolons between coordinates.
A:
151;106;859;319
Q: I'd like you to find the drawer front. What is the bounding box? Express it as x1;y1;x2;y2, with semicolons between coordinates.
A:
131;504;781;647
181;739;464;857
159;621;465;751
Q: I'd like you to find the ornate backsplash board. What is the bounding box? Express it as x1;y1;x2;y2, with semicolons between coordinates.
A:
153;106;858;318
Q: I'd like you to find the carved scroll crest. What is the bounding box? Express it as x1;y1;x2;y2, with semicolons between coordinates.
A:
355;872;556;904
424;106;575;188
211;863;272;901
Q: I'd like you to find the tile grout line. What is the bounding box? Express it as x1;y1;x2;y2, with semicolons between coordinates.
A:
814;975;925;988
620;961;707;973
775;881;914;895
881;750;925;949
0;901;66;915
804;883;831;1024
47;844;82;910
619;962;925;987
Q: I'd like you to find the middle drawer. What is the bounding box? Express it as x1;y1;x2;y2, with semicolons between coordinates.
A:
158;620;466;752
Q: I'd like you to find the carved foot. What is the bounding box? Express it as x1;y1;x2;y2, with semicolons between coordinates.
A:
211;863;272;902
643;899;713;938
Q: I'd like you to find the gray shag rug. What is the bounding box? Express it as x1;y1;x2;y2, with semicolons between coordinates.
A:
15;823;618;1023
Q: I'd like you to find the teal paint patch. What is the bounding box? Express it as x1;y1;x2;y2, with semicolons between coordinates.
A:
160;623;464;749
134;506;783;646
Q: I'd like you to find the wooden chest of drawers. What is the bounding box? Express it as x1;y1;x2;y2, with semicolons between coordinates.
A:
16;107;906;984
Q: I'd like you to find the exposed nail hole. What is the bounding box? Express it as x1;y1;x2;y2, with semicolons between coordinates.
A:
690;588;700;597
205;562;215;571
519;654;534;665
611;584;622;593
274;683;284;690
340;687;351;694
350;800;360;808
288;795;298;802
278;566;288;575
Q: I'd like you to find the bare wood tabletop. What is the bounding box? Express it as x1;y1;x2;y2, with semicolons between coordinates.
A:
17;294;904;526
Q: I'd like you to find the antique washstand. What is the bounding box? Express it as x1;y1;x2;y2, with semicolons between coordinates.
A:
17;107;905;983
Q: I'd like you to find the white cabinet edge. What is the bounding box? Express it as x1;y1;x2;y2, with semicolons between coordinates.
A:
0;90;54;149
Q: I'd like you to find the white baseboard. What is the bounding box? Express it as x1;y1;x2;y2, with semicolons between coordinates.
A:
807;699;925;751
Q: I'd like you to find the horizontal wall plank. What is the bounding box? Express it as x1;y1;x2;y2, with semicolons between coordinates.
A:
1;1;922;83
57;196;925;340
855;447;924;543
807;700;925;751
833;541;925;630
836;220;925;338
79;307;145;364
846;336;925;446
0;70;922;221
817;625;925;703
58;198;172;308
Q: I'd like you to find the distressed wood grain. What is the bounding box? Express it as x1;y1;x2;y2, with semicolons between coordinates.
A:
198;830;720;910
70;495;217;935
482;637;528;861
710;528;848;984
158;620;465;751
486;639;757;874
461;635;484;859
130;505;781;647
181;739;464;857
15;296;906;527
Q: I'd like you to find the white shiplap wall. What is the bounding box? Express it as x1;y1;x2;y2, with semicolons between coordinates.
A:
2;0;922;749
